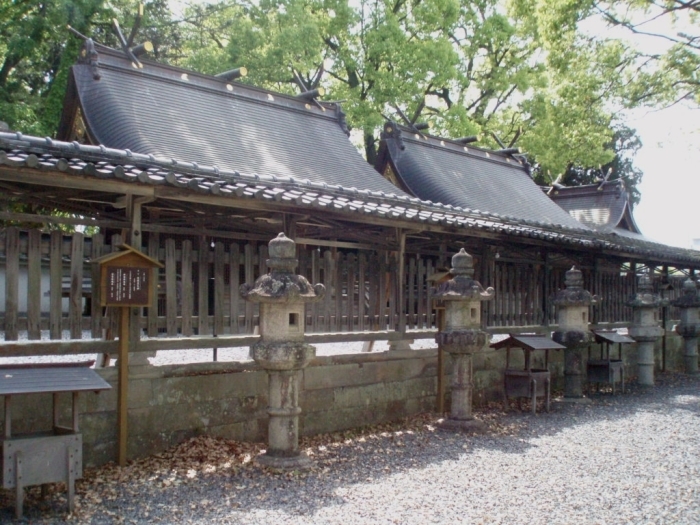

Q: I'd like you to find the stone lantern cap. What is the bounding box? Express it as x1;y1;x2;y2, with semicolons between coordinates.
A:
626;273;668;309
240;233;325;303
431;248;494;302
670;278;700;308
552;266;598;307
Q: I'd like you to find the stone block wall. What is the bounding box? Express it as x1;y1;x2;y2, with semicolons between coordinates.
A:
3;331;686;467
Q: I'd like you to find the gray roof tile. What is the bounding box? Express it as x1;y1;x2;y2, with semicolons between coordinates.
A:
379;122;586;230
65;45;403;196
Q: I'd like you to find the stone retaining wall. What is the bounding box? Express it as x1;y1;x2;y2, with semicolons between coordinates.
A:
5;332;685;467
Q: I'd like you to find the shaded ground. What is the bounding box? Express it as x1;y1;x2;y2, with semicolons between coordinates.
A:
3;372;699;524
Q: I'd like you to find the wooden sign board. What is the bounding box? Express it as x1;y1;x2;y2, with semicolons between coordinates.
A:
93;244;163;307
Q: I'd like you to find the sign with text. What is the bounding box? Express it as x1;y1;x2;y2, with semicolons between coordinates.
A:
105;266;150;306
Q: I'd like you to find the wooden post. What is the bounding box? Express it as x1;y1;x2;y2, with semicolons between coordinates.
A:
118;306;129;466
397;229;407;334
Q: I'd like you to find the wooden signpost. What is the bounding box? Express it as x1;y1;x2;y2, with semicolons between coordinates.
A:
93;244;162;466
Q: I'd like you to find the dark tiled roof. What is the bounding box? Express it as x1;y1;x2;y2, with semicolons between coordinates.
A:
3;132;700;266
378;122;586;230
548;180;642;234
61;44;403;196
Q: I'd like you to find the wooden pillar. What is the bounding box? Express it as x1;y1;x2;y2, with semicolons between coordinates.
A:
397;229;407;334
118;306;129;466
542;249;550;327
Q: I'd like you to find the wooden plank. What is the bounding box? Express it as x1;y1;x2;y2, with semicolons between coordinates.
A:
334;252;343;332
181;240;193;336
229;243;240;334
378;252;387;330
5;227;19;340
90;233;104;338
50;230;64;339
358;253;366;331
26;229;41;339
347;253;356;331
165;239;177;337
198;236;210;336
426;258;434;328
69;232;84;339
244;243;255;333
146;232;160;337
258;243;268;331
408;256;416;329
311;248;321;333
323;250;333;332
417;257;425;328
214;241;225;337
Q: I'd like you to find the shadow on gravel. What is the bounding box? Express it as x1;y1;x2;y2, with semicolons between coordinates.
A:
3;372;699;524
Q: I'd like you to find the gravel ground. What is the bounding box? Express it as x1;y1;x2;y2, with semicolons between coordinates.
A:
5;372;699;525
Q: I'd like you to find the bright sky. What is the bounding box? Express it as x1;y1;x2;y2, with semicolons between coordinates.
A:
628;104;700;249
580;8;700;250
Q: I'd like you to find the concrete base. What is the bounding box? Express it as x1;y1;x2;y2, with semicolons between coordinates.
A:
437;417;486;434
256;452;313;470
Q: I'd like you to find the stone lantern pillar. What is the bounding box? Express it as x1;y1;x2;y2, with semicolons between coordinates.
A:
671;279;700;374
627;273;668;386
240;233;325;469
552;267;598;400
432;248;494;432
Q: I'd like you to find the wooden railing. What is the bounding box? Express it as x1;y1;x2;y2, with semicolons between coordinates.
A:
0;228;685;347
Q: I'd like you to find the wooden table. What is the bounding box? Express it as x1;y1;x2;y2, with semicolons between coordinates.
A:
0;362;111;519
491;334;565;415
587;330;634;394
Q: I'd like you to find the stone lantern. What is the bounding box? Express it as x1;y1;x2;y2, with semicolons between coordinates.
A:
432;248;494;432
627;273;668;386
240;233;325;469
671;278;700;375
552;267;598;400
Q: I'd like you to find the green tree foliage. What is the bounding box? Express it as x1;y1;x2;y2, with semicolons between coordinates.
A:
173;0;631;178
510;0;700;107
0;0;181;136
0;0;651;198
537;125;644;208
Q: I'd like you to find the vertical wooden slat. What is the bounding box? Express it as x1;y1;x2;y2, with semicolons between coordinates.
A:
417;257;425;328
334;252;343;332
347;253;355;331
426;258;434;328
515;265;523;326
26;230;41;339
229;243;240;334
147;233;160;337
214;241;225;336
165;239;177;337
69;232;84;339
379;252;388;330
408;256;416;329
368;252;379;330
181;240;193;336
390;252;399;330
323;250;333;332
258;243;268;331
198;237;210;336
90;233;104;338
244;243;255;333
5;227;19;340
50;230;64;339
358;253;366;331
311;248;321;332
